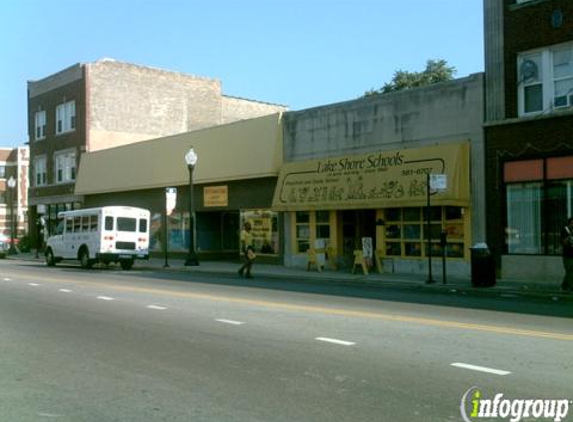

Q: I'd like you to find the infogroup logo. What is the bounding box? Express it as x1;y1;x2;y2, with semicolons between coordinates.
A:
460;387;571;422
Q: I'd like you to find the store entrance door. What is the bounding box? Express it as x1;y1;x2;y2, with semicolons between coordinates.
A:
340;209;376;267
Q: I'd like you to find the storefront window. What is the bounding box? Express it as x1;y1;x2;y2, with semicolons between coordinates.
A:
241;209;279;255
295;211;310;253
506;183;543;254
504;156;573;255
315;211;330;239
384;206;466;259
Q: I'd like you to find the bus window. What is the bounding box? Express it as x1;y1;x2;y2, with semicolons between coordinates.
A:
74;216;82;232
81;216;90;232
117;217;137;232
55;220;64;236
139;218;148;233
105;216;114;231
90;216;98;232
65;216;73;233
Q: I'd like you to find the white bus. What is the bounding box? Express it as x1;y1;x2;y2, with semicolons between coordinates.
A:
45;206;150;270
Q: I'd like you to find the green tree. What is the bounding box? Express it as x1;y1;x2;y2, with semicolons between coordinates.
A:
364;59;456;97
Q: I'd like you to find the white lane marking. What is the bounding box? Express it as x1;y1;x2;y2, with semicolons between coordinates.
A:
216;319;245;326
147;305;167;310
29;283;40;286
315;337;356;346
3;277;10;281
96;296;115;301
59;289;72;293
451;362;511;376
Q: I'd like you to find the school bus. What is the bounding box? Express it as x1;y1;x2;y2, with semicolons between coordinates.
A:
45;206;150;270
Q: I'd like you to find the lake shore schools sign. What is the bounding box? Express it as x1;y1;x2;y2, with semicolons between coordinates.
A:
272;142;470;211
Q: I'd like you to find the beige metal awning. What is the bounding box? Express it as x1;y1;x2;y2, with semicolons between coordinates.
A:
75;113;283;195
272;142;470;211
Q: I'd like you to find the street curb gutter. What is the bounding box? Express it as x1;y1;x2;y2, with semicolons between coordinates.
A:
5;255;573;302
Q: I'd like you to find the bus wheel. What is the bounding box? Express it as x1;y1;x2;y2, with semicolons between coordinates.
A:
120;259;134;270
80;249;93;269
45;248;56;267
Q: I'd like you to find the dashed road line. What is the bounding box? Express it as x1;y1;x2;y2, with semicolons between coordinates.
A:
315;337;356;346
59;289;72;293
216;319;245;325
147;305;167;310
96;296;115;301
11;272;573;342
451;362;511;376
28;283;40;286
2;278;10;281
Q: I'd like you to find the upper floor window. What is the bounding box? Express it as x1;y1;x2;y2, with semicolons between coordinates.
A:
35;156;47;187
54;150;76;184
0;165;5;179
35;110;46;140
518;43;573;116
56;100;76;134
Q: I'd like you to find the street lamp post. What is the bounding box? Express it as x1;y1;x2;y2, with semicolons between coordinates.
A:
184;148;199;266
7;176;17;255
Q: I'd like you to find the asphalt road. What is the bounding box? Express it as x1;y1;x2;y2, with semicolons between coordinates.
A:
1;260;572;422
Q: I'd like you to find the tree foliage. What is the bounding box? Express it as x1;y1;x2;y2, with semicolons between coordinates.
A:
364;59;456;97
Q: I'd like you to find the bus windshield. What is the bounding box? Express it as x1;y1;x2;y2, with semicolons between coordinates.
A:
117;217;137;232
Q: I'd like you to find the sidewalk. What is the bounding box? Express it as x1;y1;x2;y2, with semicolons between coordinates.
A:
4;252;572;302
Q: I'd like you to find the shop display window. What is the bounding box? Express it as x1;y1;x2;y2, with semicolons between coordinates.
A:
384;206;466;259
504;156;573;255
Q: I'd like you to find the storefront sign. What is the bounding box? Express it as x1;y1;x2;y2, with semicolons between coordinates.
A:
165;187;177;215
272;142;470;211
430;174;447;191
204;186;228;207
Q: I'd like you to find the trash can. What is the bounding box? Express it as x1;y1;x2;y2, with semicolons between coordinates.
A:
470;243;496;287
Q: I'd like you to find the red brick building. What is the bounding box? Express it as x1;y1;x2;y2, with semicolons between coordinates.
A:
484;0;573;281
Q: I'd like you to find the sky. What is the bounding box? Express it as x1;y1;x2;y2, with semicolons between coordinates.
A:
0;0;484;148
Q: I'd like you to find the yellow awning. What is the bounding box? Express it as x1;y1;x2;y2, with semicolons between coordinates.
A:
272;142;470;211
75;113;283;195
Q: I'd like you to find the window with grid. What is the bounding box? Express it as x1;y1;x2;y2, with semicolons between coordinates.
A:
295;211;310;253
384;206;465;259
35;156;47;186
315;211;331;239
35;110;46;140
56;100;76;134
54;150;76;183
518;43;573;116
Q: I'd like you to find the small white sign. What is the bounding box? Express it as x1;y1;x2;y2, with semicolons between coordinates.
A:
165;187;177;215
362;237;373;259
430;174;447;191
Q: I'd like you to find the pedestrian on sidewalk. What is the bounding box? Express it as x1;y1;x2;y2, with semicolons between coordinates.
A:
238;222;256;279
561;217;573;292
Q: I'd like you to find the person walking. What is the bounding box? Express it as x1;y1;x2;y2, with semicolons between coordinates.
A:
561;217;573;292
238;222;255;279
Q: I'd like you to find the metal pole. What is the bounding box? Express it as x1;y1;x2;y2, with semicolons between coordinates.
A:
185;165;199;266
441;229;447;285
163;210;169;268
426;173;435;284
8;184;17;255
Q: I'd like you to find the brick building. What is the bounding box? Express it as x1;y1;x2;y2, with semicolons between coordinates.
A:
484;0;573;281
27;59;286;244
0;147;29;245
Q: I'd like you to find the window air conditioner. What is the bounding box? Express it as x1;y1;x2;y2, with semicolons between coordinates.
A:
553;94;573;109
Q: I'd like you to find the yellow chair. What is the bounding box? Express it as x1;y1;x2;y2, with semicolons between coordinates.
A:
306;248;322;272
352;250;369;275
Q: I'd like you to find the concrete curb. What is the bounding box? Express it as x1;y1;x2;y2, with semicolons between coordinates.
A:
5;254;572;302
